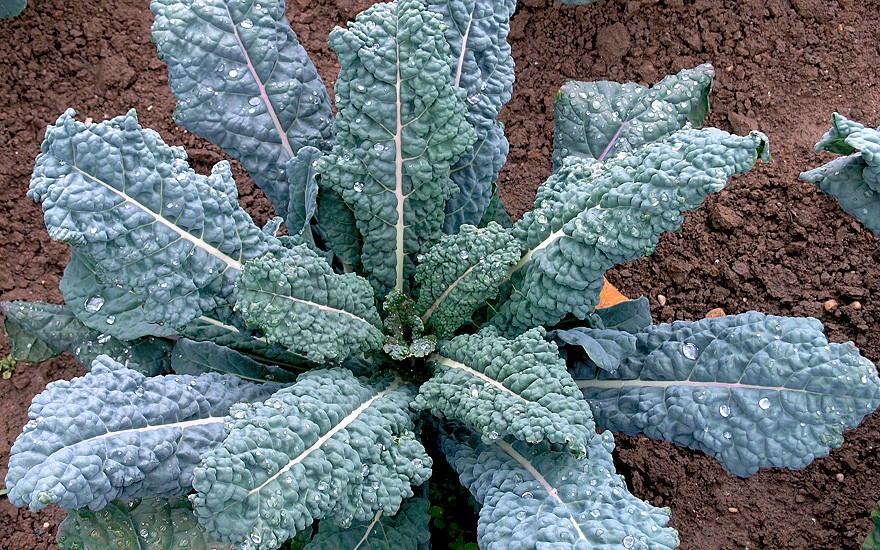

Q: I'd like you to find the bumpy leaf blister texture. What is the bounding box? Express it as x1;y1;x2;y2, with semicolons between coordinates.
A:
305;497;431;549
415;222;521;337
491;128;770;335
28;110;282;328
800;113;880;235
315;187;363;270
171;338;303;383
6;357;277;511
426;0;516;232
1;301;172;375
286;146;322;239
319;0;475;295
553;64;713;169
61;250;177;340
57;497;227;550
418;328;595;455
443;432;678;549
234;250;384;362
151;0;333;220
191;368;432;550
575;312;880;477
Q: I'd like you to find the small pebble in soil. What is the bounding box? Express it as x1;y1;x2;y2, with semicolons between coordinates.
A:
657;294;667;306
836;473;845;482
728;507;739;514
850;301;862;310
823;299;839;312
706;307;726;318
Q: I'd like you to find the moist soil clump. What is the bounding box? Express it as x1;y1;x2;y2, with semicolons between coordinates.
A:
1;0;879;548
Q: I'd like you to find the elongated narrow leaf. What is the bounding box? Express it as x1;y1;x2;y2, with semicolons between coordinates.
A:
553;64;714;169
415;222;521;337
1;301;172;375
800;113;880;235
6;357;277;511
315;187;362;270
234;250;384;362
418;328;594;455
319;0;475;295
306;497;431;550
575;312;880;477
479;181;512;228
286;146;322;238
191;368;432;550
61;250;177;340
491;128;770;335
428;0;516;232
151;0;333;220
58;497;227;550
28;109;283;328
443;432;678;549
172;338;302;383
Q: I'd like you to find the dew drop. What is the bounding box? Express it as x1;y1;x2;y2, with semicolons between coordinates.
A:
458;250;469;260
353;181;364;193
719;404;731;418
590;509;600;518
412;458;423;468
362;464;369;477
248;96;261;106
623;535;635;548
469;384;480;398
106;315;116;325
758;397;771;410
97;333;112;344
682;342;698;360
723;430;732;439
317;481;328;491
85;296;105;313
521;491;533;499
488;431;499;441
516;511;527;520
240;19;253;29
228;69;239;78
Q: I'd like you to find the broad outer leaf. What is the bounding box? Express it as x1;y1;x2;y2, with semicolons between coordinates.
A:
427;0;516;232
61;250;177;340
319;0;475;295
491;128;770;335
234;250;384;362
553;64;713;169
286;146;322;239
28;109;282;328
576;312;880;477
6;357;277;511
1;301;172;376
171;338;302;383
57;497;227;550
151;0;333;220
305;497;431;549
443;432;679;549
418;328;595;456
800;113;880;235
415;222;521;337
191;368;432;550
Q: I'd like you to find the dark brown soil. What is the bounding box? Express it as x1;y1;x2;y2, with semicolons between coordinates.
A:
1;0;879;548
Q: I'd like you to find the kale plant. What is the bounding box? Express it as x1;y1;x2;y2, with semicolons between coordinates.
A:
4;0;880;548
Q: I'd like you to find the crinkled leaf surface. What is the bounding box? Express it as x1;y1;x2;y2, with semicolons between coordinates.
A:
417;328;595;455
234;250;384;362
28;109;282;327
550;327;636;373
286;146;322;239
319;0;475;295
191;368;432;550
553;64;713;169
171;338;302;383
6;357;277;511
315;187;363;270
61;250;177;340
800;113;880;235
427;0;516;232
491;128;770;335
57;497;227;550
305;497;431;549
1;301;172;375
575;312;880;477
443;432;678;549
415;222;521;337
151;0;333;220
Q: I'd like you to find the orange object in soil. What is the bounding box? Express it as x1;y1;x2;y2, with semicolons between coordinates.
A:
597;278;628;309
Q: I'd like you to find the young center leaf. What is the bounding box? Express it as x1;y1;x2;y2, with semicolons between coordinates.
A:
418;328;595;455
491;128;770;335
553;64;714;169
234;248;384;362
800;113;880;235
6;357;278;511
151;0;333;220
318;0;475;295
573;312;880;477
191;369;432;550
442;431;679;549
170;338;303;383
28;110;285;328
305;497;431;550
